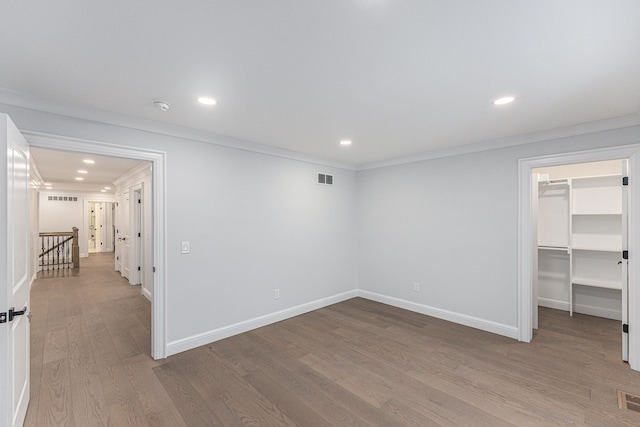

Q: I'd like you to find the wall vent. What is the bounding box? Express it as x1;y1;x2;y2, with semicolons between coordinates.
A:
317;173;334;186
47;195;78;202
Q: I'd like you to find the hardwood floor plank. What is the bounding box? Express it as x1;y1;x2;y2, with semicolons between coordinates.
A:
36;360;75;426
42;329;69;364
152;362;227;426
235;332;397;426
244;368;334;426
123;360;187;427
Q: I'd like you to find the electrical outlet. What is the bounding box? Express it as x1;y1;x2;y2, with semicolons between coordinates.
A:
413;282;420;292
274;288;280;299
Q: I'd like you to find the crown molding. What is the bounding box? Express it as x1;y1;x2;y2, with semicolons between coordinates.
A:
0;88;357;171
3;88;640;173
112;161;152;188
357;113;640;171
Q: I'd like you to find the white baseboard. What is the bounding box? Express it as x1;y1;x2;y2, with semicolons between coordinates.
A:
142;287;152;302
357;290;518;339
537;297;568;311
538;297;621;321
166;290;358;357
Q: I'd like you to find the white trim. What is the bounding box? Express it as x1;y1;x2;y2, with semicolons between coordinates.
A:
357;290;518;339
113;162;151;187
142;287;152;302
537;297;568;312
359;114;640;171
166;290;358;357
518;143;640;371
538;298;621;321
22;130;168;360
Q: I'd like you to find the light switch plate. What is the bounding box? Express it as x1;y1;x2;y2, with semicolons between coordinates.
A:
181;241;190;254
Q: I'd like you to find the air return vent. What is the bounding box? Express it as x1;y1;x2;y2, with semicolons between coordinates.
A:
47;195;78;202
317;173;334;186
618;390;640;413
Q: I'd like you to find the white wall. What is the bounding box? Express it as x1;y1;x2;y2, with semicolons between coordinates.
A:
29;158;41;282
357;125;640;335
39;190;116;258
2;103;358;354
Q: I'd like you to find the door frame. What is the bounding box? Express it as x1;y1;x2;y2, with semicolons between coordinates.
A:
24;131;167;359
518;143;640;371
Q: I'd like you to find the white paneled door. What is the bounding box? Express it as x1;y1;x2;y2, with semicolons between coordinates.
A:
1;115;30;427
122;191;131;280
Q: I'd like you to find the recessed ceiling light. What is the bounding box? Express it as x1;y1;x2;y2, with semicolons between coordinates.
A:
198;97;217;106
83;159;95;164
101;189;106;193
77;169;88;174
493;96;516;105
75;177;84;181
45;186;52;190
340;140;352;146
43;182;52;185
104;186;111;190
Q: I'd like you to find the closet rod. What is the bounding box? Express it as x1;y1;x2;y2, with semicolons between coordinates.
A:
539;179;568;186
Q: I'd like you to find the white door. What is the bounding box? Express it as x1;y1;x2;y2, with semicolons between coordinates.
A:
88;202;98;253
1;115;30;427
131;188;143;286
622;159;629;362
95;203;103;252
122;191;131;279
114;196;122;271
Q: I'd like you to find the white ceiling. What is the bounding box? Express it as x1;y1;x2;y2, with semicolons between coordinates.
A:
1;1;640;167
31;148;143;193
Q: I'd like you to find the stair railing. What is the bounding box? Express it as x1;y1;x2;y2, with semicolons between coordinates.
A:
39;227;80;270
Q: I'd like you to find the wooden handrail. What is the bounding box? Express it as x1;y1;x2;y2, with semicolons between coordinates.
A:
39;231;75;237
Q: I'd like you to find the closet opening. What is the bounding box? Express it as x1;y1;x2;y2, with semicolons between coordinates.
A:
533;159;629;361
518;144;640;371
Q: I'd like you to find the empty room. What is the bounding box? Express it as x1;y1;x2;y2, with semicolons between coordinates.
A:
1;1;640;426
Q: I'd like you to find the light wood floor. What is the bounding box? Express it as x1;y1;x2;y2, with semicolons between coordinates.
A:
26;253;640;426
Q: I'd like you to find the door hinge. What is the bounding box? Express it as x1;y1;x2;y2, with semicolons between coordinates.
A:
138;199;141;204
623;177;629;186
138;233;141;237
138;266;141;271
0;312;6;323
623;250;629;260
623;324;629;333
153;266;156;273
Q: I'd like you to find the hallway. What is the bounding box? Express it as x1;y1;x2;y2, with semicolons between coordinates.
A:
25;253;178;426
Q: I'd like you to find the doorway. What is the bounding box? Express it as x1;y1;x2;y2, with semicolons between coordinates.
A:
534;160;627;360
88;202;114;254
25;131;167;359
518;144;640;372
